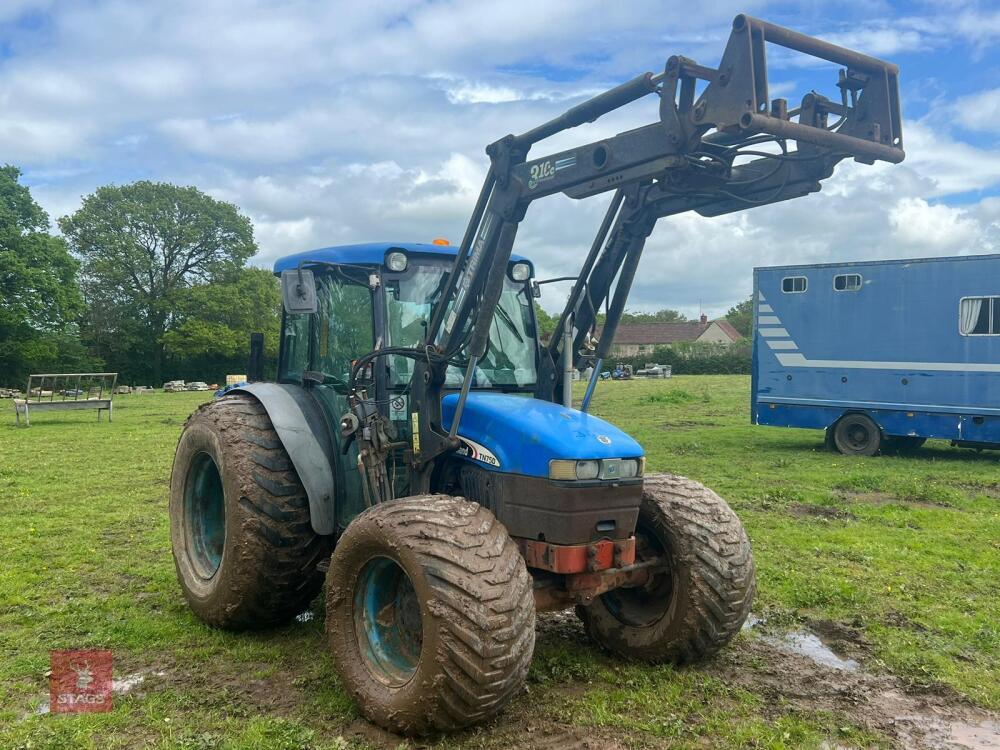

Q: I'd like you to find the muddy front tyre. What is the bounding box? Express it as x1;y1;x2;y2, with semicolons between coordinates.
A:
169;394;331;629
577;473;754;663
326;495;535;736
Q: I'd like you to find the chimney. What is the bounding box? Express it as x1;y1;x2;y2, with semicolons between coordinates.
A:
699;313;708;324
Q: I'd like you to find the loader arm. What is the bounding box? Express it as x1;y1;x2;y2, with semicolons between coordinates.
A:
348;13;905;487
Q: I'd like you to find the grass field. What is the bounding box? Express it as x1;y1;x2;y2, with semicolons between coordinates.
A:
1;377;998;749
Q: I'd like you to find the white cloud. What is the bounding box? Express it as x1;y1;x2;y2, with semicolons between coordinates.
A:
445;82;523;105
818;27;927;57
952;88;1000;133
888;197;980;249
4;0;1000;322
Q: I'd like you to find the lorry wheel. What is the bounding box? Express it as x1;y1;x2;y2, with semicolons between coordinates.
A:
576;473;754;664
169;394;331;629
326;495;535;735
832;413;882;456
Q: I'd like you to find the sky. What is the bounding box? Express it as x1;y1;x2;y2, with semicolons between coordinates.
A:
3;0;1000;320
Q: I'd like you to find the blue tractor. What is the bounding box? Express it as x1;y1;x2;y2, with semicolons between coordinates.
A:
169;15;904;735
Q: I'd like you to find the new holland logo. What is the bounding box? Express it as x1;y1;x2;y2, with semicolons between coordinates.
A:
457;437;501;468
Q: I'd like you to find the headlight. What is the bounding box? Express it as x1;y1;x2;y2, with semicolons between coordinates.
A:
619;459;641;478
386;251;408;272
548;458;643;481
510;262;531;282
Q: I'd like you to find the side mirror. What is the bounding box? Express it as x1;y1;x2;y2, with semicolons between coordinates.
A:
281;269;317;314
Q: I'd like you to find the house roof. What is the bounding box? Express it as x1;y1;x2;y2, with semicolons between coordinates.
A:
711;319;743;342
598;322;709;344
598;319;743;345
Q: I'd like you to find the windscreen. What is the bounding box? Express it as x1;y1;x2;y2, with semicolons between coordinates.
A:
386;261;537;388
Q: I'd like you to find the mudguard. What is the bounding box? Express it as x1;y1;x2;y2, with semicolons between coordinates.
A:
229;383;336;535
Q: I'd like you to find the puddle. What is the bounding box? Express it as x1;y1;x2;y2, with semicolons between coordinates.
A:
112;672;145;693
895;714;1000;750
741;613;763;631
30;669;165;716
763;630;859;672
295;610;315;623
951;720;1000;749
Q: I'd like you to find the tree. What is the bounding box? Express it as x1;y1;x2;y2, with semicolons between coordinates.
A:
0;165;92;386
59;182;257;383
619;309;687;324
533;301;558;342
162;266;281;382
725;297;753;337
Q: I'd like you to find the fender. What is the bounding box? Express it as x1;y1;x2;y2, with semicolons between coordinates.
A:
229;383;336;535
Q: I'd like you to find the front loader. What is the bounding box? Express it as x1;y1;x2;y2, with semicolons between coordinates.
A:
168;14;904;736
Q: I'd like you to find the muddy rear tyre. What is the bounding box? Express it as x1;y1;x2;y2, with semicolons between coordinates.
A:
326;495;535;736
169;394;331;629
577;473;754;664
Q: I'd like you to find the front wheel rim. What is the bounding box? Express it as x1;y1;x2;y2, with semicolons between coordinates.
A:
354;556;423;686
599;528;674;628
183;452;226;579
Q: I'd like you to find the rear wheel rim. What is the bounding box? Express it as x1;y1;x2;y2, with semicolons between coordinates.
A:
354;556;423;686
599;527;674;628
844;421;873;451
184;452;226;579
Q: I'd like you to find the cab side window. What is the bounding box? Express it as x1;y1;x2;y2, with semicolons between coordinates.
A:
314;275;375;381
279;313;311;381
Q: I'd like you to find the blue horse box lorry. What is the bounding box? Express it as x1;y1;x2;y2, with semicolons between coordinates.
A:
752;253;1000;455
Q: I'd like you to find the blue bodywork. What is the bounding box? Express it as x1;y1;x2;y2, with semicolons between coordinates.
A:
273;241;529;273
753;253;1000;444
441;392;643;477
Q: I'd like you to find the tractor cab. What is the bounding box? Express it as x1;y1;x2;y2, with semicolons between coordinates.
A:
274;241;539;392
272;241;645;545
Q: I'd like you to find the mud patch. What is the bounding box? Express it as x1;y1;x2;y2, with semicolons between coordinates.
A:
659;419;721;431
837;490;949;510
789;503;856;521
707;621;1000;749
961;483;1000;500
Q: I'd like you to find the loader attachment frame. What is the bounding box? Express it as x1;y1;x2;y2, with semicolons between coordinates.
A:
344;13;905;491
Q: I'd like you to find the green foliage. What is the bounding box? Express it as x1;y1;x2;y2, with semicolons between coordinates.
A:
726;296;753;337
533;301;558;342
162;267;281;382
536;305;689;343
0;165;93;386
621;338;752;375
618;308;687;324
59;181;257;384
2;382;997;749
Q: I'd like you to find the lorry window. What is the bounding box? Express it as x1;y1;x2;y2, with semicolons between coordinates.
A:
834;273;862;291
960;296;999;336
782;276;807;293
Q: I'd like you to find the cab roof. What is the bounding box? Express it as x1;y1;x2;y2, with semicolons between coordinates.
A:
272;242;529;273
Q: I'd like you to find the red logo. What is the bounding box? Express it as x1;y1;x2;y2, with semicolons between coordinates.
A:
50;650;113;713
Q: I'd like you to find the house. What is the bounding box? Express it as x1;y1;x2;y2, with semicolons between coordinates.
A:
598;314;742;357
